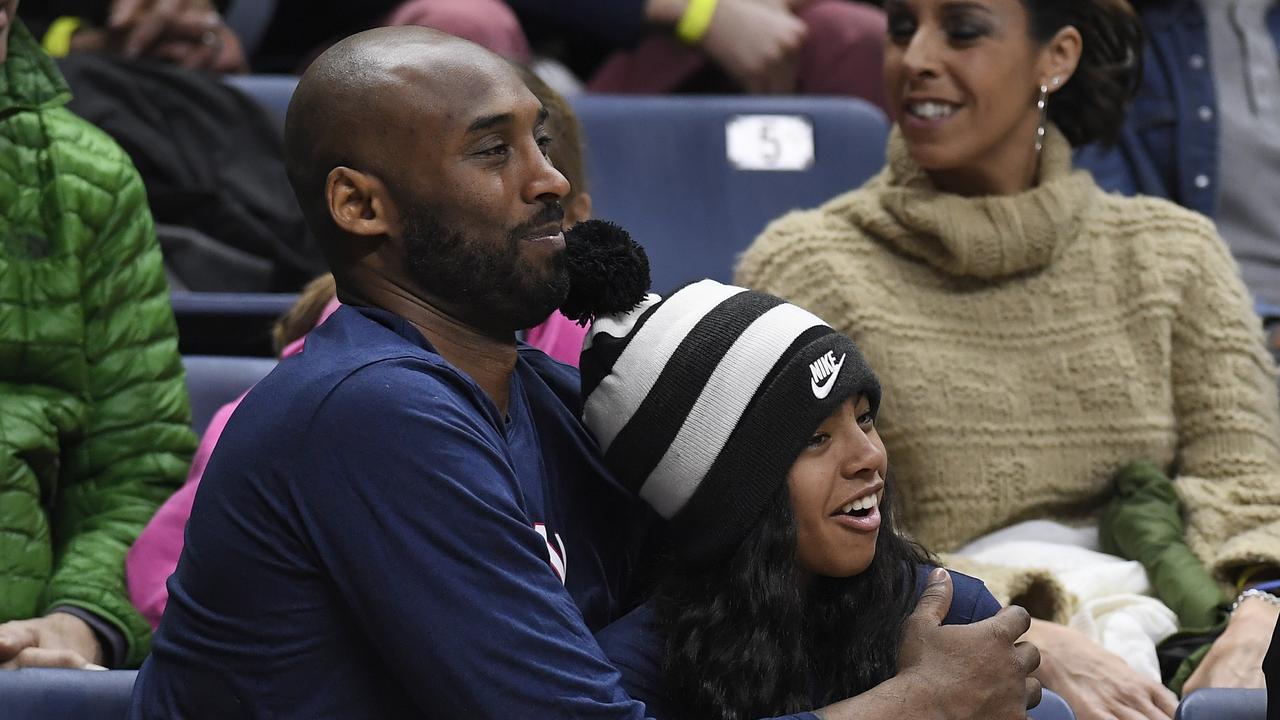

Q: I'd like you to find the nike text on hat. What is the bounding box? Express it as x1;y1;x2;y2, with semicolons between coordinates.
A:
579;279;881;568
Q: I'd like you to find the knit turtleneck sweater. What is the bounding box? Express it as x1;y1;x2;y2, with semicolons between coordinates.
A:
737;126;1280;614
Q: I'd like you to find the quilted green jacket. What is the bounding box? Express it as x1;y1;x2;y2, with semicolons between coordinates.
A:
0;20;195;667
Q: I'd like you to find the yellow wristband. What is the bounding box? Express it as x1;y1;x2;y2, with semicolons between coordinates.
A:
1238;564;1277;591
675;0;720;45
42;16;84;58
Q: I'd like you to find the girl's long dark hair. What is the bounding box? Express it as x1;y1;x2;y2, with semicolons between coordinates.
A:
653;477;929;720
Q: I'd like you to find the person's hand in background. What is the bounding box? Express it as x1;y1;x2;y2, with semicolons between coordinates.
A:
0;614;104;670
1182;594;1278;693
1026;617;1178;720
644;0;807;94
103;0;247;72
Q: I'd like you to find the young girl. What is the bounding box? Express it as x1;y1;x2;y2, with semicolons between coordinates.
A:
577;279;1001;719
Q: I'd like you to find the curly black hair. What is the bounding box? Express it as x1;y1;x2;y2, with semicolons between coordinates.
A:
1027;0;1145;147
652;477;931;720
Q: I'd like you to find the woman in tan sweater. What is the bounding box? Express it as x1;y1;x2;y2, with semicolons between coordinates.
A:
737;1;1280;718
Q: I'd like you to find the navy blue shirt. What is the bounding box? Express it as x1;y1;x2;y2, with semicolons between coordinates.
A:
595;566;1002;720
130;306;651;718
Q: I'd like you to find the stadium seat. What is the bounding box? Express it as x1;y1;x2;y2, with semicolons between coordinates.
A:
1174;688;1267;719
183;355;278;435
572;95;889;292
0;669;136;719
1030;689;1076;720
223;0;278;58
171;291;298;356
218;76;890;295
222;73;298;132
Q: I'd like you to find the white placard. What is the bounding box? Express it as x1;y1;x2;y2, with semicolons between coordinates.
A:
725;115;815;172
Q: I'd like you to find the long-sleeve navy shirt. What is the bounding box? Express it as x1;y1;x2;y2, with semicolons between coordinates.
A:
129;305;653;718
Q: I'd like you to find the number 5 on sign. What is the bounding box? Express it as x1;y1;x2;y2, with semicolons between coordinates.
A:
725;115;816;171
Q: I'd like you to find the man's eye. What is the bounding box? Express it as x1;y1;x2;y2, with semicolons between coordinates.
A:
807;432;830;448
536;136;554;157
479;144;511;157
857;412;876;429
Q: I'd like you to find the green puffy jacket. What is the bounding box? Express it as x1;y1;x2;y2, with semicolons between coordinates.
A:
0;20;195;667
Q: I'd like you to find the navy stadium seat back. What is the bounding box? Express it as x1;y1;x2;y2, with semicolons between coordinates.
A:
222;73;297;132
170;291;298;356
1174;688;1267;720
1030;689;1077;720
0;669;136;720
222;0;278;58
183;355;278;435
571;95;889;293
218;77;890;295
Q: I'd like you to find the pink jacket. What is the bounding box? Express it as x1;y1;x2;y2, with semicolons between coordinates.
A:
125;305;588;628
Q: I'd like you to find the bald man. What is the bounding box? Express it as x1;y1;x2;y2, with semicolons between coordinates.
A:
127;26;649;719
128;27;1039;720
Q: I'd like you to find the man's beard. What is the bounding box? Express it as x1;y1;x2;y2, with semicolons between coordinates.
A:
402;201;570;332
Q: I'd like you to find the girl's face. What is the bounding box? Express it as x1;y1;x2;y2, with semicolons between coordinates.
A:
788;396;888;579
882;0;1069;194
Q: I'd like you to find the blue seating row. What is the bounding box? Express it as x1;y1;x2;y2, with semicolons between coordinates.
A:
0;669;1101;718
172;78;890;355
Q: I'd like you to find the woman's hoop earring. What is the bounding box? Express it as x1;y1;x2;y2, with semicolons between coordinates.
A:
1035;77;1060;154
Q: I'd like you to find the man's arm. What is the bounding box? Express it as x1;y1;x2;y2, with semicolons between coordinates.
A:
814;570;1041;720
301;364;650;718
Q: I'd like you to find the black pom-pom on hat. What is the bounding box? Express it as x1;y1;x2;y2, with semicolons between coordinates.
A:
560;220;651;326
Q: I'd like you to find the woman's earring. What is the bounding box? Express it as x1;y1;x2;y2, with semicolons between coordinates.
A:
1036;76;1061;154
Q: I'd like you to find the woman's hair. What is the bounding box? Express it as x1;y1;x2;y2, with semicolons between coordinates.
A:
272;273;337;356
1024;0;1144;147
653;476;931;720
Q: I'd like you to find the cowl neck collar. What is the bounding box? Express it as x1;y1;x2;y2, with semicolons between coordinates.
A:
840;124;1096;280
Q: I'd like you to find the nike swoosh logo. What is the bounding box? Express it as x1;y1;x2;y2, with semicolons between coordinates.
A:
810;353;846;399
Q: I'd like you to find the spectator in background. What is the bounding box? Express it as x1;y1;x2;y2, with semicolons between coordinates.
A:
1076;0;1280;333
19;0;529;71
127;68;591;626
506;0;888;108
19;0;247;71
0;4;195;671
737;0;1280;717
251;0;530;72
20;0;330;293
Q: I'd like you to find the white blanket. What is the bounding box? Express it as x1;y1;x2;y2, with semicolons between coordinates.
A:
956;520;1179;681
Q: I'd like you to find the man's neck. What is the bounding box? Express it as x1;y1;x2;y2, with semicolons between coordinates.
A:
340;277;518;415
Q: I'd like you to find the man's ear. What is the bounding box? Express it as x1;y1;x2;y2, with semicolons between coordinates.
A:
326;167;399;238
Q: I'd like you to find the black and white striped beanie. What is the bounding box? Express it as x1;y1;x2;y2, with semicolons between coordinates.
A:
579;279;881;568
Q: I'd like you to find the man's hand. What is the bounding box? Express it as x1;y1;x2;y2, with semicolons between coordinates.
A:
1026;617;1178;720
812;569;1039;720
0;614;105;670
1182;596;1279;693
898;569;1042;718
700;0;806;94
